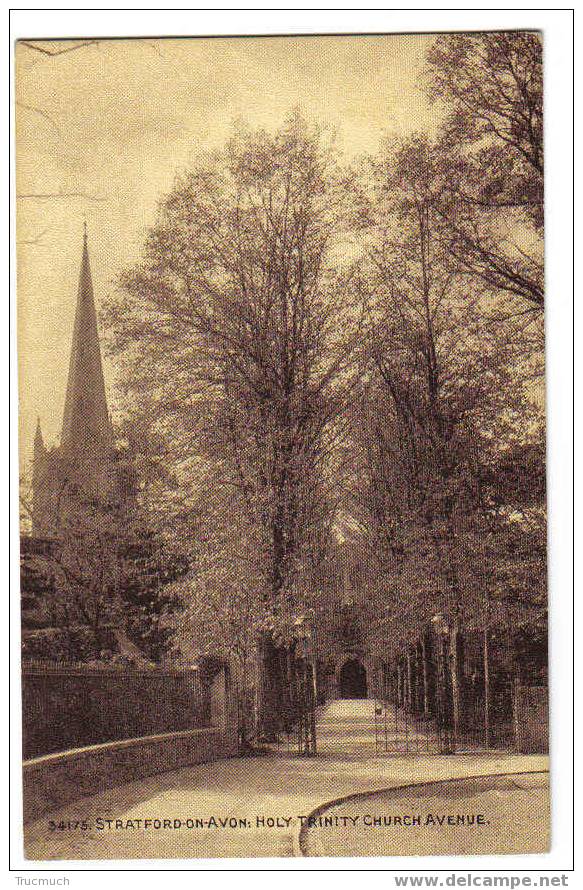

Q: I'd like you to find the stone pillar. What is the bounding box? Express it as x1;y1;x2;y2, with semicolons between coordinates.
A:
217;664;239;752
210;667;228;730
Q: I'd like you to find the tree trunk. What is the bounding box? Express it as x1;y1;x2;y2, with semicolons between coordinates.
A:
449;619;464;744
421;636;430;717
255;632;285;741
406;650;413;711
483;626;491;747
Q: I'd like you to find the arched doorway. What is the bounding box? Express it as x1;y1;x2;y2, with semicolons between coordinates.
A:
339;658;368;699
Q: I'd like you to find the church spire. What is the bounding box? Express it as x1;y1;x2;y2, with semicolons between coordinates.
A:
61;226;113;454
33;415;45;455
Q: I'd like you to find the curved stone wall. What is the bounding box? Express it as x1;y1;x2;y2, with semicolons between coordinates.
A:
23;726;237;823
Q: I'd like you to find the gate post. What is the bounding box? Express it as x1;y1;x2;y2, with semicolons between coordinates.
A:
209;664;238;753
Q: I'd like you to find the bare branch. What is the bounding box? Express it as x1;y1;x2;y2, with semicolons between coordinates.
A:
16;191;107;202
19;39;100;57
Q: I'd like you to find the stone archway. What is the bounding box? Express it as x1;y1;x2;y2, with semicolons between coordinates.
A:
328;653;376;700
332;652;373;698
339;658;367;698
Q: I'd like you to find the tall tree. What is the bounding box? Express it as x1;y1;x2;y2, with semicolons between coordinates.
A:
425;32;544;335
346;134;544;730
104;114;354;737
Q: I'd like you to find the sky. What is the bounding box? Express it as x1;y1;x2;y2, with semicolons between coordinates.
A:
16;34;440;469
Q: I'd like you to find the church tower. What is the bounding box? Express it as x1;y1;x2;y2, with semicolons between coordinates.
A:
31;227;122;537
31;417;46;537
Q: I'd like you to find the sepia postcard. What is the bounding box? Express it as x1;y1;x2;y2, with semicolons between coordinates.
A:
16;32;549;862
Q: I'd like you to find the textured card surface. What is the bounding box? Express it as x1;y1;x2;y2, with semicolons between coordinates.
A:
16;33;548;861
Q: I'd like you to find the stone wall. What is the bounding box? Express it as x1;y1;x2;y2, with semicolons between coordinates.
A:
23;726;237;823
514;685;549;754
22;662;239;823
